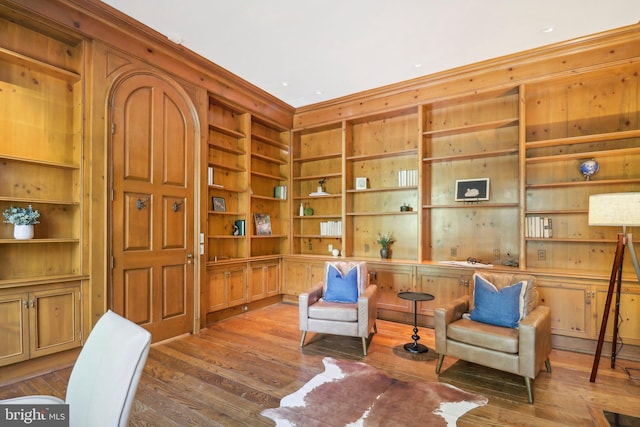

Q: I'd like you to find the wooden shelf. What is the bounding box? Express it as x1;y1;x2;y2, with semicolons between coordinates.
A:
295;215;342;219
0;154;79;169
0;196;79;206
0;274;88;289
423;203;519;209
208;143;245;155
208;235;245;240
526;178;640;189
209;123;245;139
525;237;618;243
293;234;342;238
0;47;80;81
252;133;288;150
346;148;418;162
209;162;245;173
346;211;418;216
251;234;287;239
0;238;79;244
251;171;286;181
526;147;640;164
296;194;341;200
347;186;417;193
251;194;286;202
526;210;588;215
293;152;342;162
208;211;247;216
525;129;640;149
423;117;519;138
251;152;287;165
293;172;342;182
208;185;245;193
423;148;518;163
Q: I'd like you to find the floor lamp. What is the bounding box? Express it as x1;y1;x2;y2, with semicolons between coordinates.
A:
588;192;640;382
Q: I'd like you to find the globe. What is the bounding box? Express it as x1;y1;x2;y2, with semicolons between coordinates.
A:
579;159;599;180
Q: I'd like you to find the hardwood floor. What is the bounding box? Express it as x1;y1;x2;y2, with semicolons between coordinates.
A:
2;302;640;426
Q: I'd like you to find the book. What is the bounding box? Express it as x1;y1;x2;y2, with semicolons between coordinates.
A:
234;219;245;236
274;185;287;199
254;213;272;235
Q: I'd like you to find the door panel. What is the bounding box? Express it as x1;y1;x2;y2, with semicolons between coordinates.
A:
111;72;195;342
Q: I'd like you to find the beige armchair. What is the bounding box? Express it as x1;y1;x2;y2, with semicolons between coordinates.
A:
299;261;378;355
435;271;551;403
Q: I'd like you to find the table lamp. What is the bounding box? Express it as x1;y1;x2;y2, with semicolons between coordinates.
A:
588;192;640;382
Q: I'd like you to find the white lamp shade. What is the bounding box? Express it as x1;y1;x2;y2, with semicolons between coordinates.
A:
588;193;640;226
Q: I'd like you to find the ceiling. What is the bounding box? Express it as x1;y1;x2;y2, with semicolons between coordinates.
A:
100;0;639;108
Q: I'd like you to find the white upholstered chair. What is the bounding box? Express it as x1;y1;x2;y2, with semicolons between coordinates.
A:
299;261;378;355
1;310;151;427
434;271;551;403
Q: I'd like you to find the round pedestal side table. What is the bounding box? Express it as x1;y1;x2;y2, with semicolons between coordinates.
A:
397;291;435;353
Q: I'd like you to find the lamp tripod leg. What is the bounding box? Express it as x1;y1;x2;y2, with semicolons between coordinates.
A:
590;233;625;382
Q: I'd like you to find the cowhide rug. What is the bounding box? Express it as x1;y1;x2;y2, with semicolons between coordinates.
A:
261;357;488;426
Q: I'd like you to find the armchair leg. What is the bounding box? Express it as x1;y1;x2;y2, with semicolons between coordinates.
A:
300;331;307;348
373;322;378;334
436;354;445;374
361;337;368;356
545;358;552;373
524;377;533;404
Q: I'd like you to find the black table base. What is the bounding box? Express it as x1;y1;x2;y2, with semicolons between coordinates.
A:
397;291;435;354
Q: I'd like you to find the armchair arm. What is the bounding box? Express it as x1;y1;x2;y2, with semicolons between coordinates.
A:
299;283;324;331
518;305;552;379
357;284;378;337
434;295;470;353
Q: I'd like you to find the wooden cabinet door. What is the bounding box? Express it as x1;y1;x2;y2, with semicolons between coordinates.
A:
206;268;227;313
416;267;471;316
249;264;267;301
595;285;640;346
368;263;414;312
30;285;81;358
264;262;280;297
226;267;247;307
111;72;196;342
249;261;280;302
283;260;325;295
537;279;592;339
0;291;29;366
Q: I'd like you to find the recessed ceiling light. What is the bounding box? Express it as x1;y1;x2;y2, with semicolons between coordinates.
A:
282;81;289;87
541;26;554;33
414;63;423;68
315;90;323;95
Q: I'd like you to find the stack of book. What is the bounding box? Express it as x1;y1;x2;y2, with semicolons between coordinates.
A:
320;221;342;236
274;185;287;199
526;216;553;238
398;169;418;187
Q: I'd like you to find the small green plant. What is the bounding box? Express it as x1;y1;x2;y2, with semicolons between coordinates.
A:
376;232;395;248
3;205;40;225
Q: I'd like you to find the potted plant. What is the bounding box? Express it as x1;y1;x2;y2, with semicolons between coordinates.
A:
3;205;40;240
376;232;395;259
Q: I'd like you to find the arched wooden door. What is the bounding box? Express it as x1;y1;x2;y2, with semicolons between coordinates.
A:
110;72;196;342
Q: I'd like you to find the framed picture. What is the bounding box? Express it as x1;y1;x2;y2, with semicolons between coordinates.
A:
455;178;490;202
212;197;226;212
254;213;272;235
355;177;368;190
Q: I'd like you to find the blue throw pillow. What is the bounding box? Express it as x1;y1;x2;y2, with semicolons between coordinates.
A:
324;264;359;303
469;275;526;328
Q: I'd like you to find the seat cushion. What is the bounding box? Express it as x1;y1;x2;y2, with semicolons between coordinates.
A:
469;273;527;328
447;318;519;354
309;300;358;322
